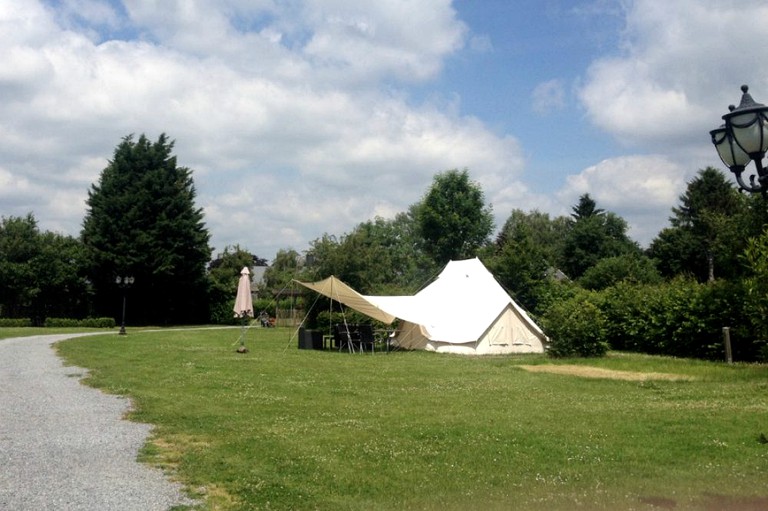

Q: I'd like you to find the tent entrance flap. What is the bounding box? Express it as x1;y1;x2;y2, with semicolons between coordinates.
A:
293;276;396;324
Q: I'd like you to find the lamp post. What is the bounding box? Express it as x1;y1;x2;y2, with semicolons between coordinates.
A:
710;85;768;196
115;275;135;335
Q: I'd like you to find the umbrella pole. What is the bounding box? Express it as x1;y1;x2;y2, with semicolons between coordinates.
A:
237;315;249;353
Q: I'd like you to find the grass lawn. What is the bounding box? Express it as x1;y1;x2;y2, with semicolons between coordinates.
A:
48;327;768;511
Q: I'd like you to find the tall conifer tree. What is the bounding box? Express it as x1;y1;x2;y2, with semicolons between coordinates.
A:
650;167;744;282
82;134;211;324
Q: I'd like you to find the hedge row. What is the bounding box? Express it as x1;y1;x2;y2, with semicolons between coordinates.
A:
44;317;116;328
541;278;765;362
0;318;33;327
598;279;735;359
0;317;116;328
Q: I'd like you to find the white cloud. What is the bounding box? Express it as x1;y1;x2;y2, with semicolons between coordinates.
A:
0;166;36;205
7;0;762;261
578;0;768;150
557;155;687;247
0;0;519;260
300;0;467;84
567;0;768;245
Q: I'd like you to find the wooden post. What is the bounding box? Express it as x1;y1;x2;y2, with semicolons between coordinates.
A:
723;326;733;364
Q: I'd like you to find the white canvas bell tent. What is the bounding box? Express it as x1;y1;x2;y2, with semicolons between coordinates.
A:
295;258;547;355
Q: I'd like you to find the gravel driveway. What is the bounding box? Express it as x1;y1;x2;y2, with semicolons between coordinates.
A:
0;334;196;510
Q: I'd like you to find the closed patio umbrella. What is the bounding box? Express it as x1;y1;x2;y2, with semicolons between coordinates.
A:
234;267;253;352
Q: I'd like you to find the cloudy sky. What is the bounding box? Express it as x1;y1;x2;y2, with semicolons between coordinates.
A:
2;0;766;261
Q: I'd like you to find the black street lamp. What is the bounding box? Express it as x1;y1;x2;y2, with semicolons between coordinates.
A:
710;85;768;195
115;275;135;335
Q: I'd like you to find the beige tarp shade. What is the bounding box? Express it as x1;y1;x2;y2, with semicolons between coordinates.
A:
294;276;397;324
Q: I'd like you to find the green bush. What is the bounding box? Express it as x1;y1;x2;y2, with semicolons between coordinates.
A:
209;297;290;326
596;282;645;352
208;299;238;325
579;253;662;291
83;317;117;328
598;279;749;361
253;298;275;317
43;317;116;328
313;310;373;335
44;318;79;328
758;342;768;363
542;291;608;358
0;318;33;327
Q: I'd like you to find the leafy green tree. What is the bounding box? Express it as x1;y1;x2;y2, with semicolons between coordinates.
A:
493;209;569;265
207;245;259;324
0;214;89;322
648;226;699;278
562;194;639;279
485;230;547;312
650;167;744;282
485;209;568;312
303;233;342;278
344;214;433;293
263;249;302;295
742;228;768;353
208;248;267;273
301;171;491;296
415;169;494;267
0;214;42;318
376;209;437;291
579;253;662;291
305;212;433;294
81;134;211;325
299;212;436;330
33;231;90;320
739;193;768;238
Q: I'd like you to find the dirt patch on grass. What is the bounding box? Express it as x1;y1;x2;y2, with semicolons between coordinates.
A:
142;433;211;472
519;364;695;381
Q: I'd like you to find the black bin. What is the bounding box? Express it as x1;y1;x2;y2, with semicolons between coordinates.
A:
298;328;323;350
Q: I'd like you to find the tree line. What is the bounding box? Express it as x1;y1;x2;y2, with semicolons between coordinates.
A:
2;133;767;361
265;167;768;361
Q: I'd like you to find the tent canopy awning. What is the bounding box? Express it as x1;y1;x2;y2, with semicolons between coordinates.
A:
293;276;397;324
